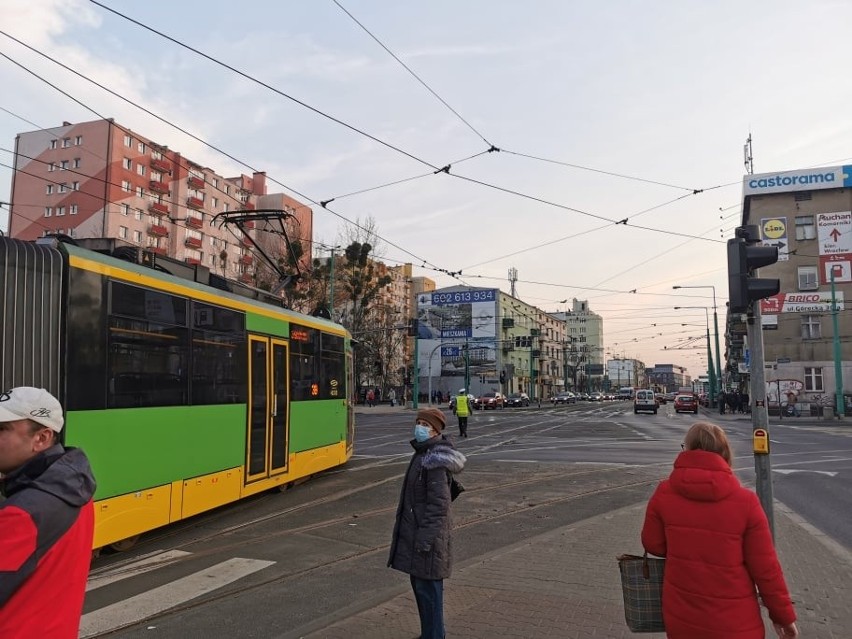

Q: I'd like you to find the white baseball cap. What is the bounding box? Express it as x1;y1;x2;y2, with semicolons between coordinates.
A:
0;387;64;432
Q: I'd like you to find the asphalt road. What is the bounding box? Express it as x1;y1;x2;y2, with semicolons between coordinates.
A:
82;401;852;638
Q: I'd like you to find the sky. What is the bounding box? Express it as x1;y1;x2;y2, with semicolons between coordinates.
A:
2;0;852;380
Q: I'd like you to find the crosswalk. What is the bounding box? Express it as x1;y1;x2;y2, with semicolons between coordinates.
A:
80;552;275;638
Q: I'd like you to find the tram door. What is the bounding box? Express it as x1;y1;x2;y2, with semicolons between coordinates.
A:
247;336;289;482
345;351;355;453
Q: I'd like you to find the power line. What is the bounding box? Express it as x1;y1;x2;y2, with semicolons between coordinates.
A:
331;0;493;149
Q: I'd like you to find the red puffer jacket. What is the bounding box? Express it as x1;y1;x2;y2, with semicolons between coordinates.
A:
641;450;796;639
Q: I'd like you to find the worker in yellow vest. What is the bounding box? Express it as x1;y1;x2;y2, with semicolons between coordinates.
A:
455;388;472;438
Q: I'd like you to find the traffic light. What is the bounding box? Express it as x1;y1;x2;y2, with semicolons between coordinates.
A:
727;225;780;313
499;370;506;384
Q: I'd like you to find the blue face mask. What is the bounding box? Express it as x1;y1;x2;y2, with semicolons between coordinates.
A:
414;424;432;442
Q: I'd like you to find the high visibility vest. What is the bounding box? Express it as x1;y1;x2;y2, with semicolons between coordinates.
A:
456;394;471;416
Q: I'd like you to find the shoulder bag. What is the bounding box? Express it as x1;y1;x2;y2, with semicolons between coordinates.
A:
616;552;665;633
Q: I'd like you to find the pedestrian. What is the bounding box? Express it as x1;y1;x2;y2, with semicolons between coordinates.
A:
388;388;397;407
718;390;726;414
454;388;472;438
388;407;466;639
366;388;375;407
641;421;798;639
0;387;97;638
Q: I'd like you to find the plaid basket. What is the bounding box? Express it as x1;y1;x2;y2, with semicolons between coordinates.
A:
616;553;665;633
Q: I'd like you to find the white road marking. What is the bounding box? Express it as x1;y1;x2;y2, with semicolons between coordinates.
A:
87;550;191;592
79;557;275;638
773;469;838;477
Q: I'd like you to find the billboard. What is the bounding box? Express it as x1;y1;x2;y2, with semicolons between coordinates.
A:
743;165;852;196
416;289;498;388
760;291;844;313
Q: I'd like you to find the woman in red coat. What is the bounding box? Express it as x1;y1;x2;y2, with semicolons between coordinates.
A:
641;422;798;639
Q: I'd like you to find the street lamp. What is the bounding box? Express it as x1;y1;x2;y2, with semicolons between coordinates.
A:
673;285;723;406
674;306;716;407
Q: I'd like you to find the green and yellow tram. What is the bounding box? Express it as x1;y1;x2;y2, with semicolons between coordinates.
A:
0;236;354;550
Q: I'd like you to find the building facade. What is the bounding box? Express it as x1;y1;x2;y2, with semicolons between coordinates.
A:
732;165;852;415
9;118;309;286
646;364;691;393
552;299;605;391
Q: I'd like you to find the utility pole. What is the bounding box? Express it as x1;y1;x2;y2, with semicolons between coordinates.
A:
328;247;336;319
413;332;420;409
747;304;774;537
831;267;845;418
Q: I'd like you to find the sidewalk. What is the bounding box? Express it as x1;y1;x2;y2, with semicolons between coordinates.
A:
299;500;852;638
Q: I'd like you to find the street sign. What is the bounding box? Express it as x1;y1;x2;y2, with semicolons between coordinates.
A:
776;357;791;364
817;212;852;283
760;217;789;261
440;346;460;357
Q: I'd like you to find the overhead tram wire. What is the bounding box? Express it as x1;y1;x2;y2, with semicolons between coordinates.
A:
86;1;440;172
78;7;726;246
331;0;493;149
0;41;461;282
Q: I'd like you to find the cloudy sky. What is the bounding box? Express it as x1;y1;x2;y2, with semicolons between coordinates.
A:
2;0;851;379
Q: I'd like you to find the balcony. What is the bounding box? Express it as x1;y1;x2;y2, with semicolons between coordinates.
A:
185;257;201;266
148;202;169;216
239;273;253;284
148;224;168;237
240;236;253;248
150;246;168;255
186;196;204;209
502;318;515;328
150;157;171;173
187;175;205;189
185;236;202;249
185;215;203;228
239;254;253;265
149;180;169;194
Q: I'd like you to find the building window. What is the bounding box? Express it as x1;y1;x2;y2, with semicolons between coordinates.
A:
119;226;128;239
137;164;146;176
137;141;146;154
122;180;131;192
123;158;132;170
133;230;142;243
795;215;816;240
136;186;145;197
75;135;82;145
211;197;218;209
121;204;130;216
70;204;78;215
801;315;821;339
223;203;230;213
62;138;71;148
804;367;823;392
48;162;56;172
46;184;54;195
73;158;81;168
60;160;69;170
798;266;818;291
212;178;219;188
44;207;52;217
59;183;69;193
56;206;65;217
135;208;143;220
49;139;57;150
124;134;132;147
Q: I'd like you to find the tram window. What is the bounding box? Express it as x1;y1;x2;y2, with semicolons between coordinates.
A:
191;302;246;405
321;333;345;399
107;317;188;408
66;269;107;410
111;281;188;326
289;324;318;401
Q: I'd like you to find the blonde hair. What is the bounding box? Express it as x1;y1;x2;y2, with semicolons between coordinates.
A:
683;421;732;465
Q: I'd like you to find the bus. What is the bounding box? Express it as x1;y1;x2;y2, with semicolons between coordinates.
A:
0;236;354;551
618;386;636;400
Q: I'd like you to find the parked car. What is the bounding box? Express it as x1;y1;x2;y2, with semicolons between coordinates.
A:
655;393;667;405
552;392;576;405
634;389;658;414
505;392;530;407
589;392;604;402
674;394;699;414
475;391;505;410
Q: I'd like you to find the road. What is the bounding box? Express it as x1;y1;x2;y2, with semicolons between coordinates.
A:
81;401;852;638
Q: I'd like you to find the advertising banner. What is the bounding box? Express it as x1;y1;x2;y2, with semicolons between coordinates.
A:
416;289;498;386
760;291;844;313
743;166;852;196
817;212;852;284
759;217;790;261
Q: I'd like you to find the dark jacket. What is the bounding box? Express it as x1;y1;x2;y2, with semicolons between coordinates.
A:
388;435;466;580
0;445;97;639
641;450;795;639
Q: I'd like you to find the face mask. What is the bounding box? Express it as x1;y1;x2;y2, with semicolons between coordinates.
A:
414;424;432;442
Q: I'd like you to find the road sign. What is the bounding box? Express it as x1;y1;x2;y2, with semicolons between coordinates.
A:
760;217;789;261
817;212;852;279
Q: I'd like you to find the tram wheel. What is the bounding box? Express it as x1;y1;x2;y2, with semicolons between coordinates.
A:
108;535;141;552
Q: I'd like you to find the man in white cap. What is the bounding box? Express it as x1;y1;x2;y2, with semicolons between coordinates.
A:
0;386;96;639
455;388;472;438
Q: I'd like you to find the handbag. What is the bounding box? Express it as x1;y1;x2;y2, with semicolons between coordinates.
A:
450;476;465;501
616;552;665;633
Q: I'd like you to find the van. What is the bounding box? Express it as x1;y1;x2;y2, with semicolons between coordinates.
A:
634;389;658;415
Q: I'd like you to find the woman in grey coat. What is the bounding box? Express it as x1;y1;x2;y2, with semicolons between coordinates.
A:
388;407;466;639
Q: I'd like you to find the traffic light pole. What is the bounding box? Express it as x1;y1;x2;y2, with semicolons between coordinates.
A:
748;303;775;539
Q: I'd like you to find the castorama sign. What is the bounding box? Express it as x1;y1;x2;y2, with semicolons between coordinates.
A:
743;165;852;195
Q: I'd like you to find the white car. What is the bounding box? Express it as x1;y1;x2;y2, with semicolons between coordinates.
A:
634;389;658;415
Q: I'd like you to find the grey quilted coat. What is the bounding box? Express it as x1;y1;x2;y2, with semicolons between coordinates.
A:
388;435;466;580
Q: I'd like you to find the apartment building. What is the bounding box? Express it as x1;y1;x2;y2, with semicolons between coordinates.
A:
9;118;310;285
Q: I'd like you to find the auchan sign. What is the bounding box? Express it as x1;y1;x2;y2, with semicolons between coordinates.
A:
743;165;852;195
760;291;844;313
